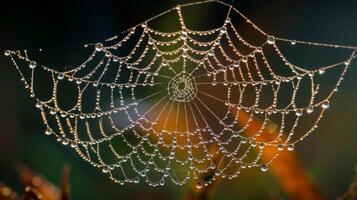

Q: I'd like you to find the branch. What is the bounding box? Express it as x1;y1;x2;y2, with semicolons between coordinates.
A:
340;171;357;200
238;110;325;200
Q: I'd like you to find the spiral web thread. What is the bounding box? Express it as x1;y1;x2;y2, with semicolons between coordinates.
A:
5;0;357;186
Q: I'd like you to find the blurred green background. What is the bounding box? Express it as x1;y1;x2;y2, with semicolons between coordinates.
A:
0;0;357;199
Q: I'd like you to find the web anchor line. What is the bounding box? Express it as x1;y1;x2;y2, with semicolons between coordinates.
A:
2;0;357;52
5;0;357;187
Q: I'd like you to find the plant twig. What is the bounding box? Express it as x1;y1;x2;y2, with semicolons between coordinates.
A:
16;163;60;200
60;165;71;200
238;110;325;200
339;169;357;200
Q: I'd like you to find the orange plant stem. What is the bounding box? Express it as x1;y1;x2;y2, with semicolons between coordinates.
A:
238;111;325;200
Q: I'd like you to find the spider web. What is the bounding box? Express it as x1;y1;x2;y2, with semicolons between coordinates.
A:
5;0;357;186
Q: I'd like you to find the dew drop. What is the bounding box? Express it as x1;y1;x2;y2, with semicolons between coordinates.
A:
58;73;65;80
70;142;77;148
45;129;52;135
287;144;294;151
196;179;204;189
4;50;11;56
259;143;265;149
35;102;42;109
62;138;69;145
295;110;303;117
102;166;110;173
105;51;112;57
29;61;37;69
277;144;284;151
318;69;325;75
159;179;165;186
95;43;103;51
60;112;67;118
306;107;314;114
261;164;268;172
267;36;275;45
321;101;330;109
50;109;57;115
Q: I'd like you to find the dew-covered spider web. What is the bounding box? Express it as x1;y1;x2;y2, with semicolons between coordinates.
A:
5;0;357;187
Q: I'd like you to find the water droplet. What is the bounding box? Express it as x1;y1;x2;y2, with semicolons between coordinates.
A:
259;143;265;149
295;110;303;117
267;36;275;45
196;179;204;189
287;144;294;151
250;141;257;147
29;61;37;69
290;40;296;45
60;112;67;118
105;51;112;57
45;129;52;135
321;101;330;109
70;142;77;148
306;107;314;114
4;50;11;56
277;144;284;151
62;138;69;145
261;164;268;172
35;102;42;109
58;73;65;80
102;166;110;173
318;69;325;75
181;32;188;40
95;43;103;51
50;109;57;115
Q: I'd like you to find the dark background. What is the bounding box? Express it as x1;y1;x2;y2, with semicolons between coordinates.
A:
0;0;357;199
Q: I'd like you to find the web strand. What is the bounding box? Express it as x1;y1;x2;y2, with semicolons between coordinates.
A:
5;0;357;186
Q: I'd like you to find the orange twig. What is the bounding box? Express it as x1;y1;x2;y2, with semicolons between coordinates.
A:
16;163;72;200
238;111;325;200
16;163;60;200
0;183;18;200
340;171;357;200
60;165;71;200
